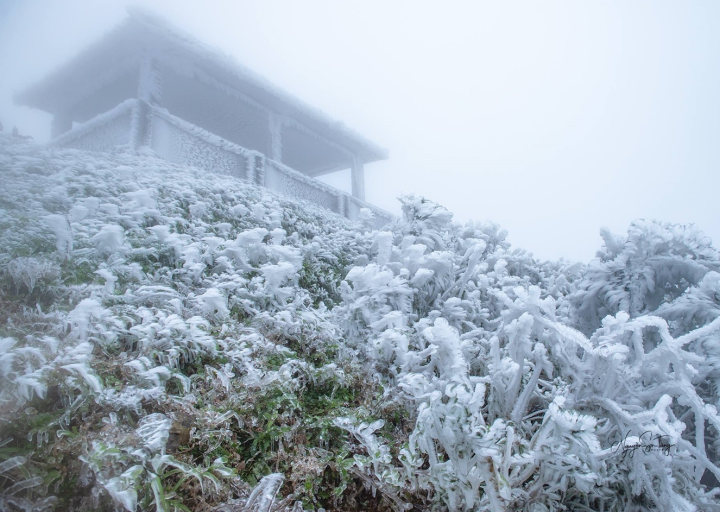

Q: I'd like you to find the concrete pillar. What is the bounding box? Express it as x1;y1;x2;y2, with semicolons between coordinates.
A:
269;113;283;162
51;111;73;139
132;55;163;150
130;101;151;150
351;158;365;202
138;55;163;105
337;193;347;217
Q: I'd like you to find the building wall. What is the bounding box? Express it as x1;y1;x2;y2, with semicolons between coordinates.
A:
151;114;248;180
60;111;132;152
264;160;342;214
160;67;272;156
72;66;141;123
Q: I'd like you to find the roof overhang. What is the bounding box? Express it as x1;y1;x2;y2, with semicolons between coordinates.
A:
15;7;388;164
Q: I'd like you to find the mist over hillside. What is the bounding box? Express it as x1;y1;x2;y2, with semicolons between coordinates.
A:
1;135;720;511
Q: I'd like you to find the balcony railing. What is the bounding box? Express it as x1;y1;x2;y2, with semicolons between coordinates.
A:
53;99;394;229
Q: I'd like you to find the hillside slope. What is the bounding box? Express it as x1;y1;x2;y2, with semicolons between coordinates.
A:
1;135;720;511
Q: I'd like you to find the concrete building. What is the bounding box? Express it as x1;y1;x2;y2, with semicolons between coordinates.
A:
16;8;392;227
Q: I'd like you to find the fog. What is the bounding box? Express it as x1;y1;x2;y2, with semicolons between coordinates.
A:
1;0;718;262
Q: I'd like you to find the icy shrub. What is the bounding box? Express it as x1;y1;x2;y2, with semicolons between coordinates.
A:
2;135;720;511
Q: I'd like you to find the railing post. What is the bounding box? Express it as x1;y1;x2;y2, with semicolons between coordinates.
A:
254;153;265;186
130;101;152;150
246;154;254;183
351;158;365;202
337;193;347;217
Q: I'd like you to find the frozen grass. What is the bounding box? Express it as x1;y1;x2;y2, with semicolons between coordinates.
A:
1;135;719;511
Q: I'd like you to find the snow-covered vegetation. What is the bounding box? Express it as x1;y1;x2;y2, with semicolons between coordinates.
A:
1;134;719;511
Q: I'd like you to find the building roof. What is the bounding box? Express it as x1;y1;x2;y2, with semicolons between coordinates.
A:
15;7;388;164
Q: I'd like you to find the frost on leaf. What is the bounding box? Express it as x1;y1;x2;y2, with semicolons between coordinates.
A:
2;134;720;511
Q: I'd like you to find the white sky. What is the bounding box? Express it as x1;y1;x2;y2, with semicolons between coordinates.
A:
1;0;718;262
